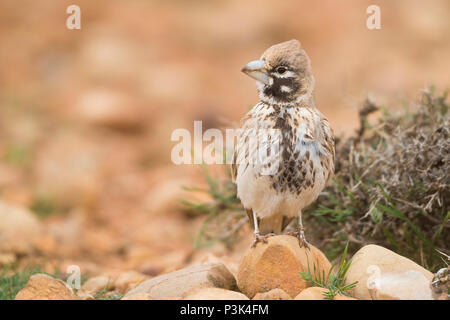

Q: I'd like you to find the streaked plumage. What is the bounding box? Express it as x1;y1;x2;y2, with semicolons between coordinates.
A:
232;40;335;247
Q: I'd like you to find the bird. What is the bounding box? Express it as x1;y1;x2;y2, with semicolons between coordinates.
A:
231;39;335;248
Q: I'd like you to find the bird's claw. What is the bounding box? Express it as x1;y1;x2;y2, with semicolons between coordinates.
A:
287;229;310;250
297;230;310;250
251;233;276;248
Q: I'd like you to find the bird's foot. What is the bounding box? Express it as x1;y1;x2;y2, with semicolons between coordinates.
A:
297;229;310;250
287;229;310;250
251;233;276;248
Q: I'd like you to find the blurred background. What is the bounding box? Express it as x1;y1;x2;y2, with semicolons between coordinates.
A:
0;0;449;277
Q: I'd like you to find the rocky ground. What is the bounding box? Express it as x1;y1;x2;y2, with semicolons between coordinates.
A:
12;236;448;300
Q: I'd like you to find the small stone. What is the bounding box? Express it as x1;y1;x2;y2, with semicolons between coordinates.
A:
431;267;449;300
76;290;95;300
124;262;237;300
15;274;78;300
81;276;114;295
121;295;153;300
253;288;292;300
183;288;249;300
334;295;358;300
295;287;329;300
0;201;42;254
368;270;433;300
0;253;16;266
74;89;145;131
114;271;149;294
143;179;197;216
237;235;331;298
346;245;434;300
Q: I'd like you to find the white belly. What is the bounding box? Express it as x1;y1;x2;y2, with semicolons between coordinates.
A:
233;103;334;219
235;146;328;219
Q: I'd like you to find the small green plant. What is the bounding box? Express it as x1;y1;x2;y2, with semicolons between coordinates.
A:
3;144;31;167
181;164;246;248
94;288;124;300
299;242;357;300
0;265;50;300
30;196;57;218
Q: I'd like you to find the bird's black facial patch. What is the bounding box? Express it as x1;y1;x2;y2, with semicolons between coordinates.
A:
263;71;301;102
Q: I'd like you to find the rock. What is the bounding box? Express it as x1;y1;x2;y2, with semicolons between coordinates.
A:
76;290;95;300
294;287;357;300
15;274;78;300
33;134;102;209
431;267;449;300
346;245;434;300
253;288;292;300
74;89;145;131
121;295;153;300
143;179;195;216
237;235;331;298
294;287;329;300
79;35;139;81
114;271;150;294
136;248;191;275
368;270;433;300
187;251;240;279
183;288;249;300
0;253;16;266
334;295;358;300
124;262;237;299
81;276;114;295
0;201;42;254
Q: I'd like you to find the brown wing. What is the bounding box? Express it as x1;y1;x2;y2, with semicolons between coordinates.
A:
319;116;335;186
231;151;237;182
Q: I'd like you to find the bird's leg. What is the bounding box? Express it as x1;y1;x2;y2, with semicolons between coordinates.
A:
251;211;268;248
287;212;310;249
297;213;310;250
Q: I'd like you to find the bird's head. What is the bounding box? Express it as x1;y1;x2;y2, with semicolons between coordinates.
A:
241;39;314;107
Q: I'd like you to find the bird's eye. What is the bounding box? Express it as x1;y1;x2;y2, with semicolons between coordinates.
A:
276;66;287;74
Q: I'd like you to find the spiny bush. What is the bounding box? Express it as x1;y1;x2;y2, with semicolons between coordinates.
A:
306;88;449;269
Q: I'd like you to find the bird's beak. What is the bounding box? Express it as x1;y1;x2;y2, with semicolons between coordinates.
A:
241;60;270;85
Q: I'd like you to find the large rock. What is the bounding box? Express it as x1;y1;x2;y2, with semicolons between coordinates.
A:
253;288;292;300
183;288;249;300
346;245;434;300
368;270;433;300
113;271;150;294
15;274;78;300
81;276;114;295
294;287;357;300
124;262;237;299
0;201;41;254
237;235;331;298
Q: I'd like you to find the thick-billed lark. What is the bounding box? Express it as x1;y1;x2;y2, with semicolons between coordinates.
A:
231;40;335;248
